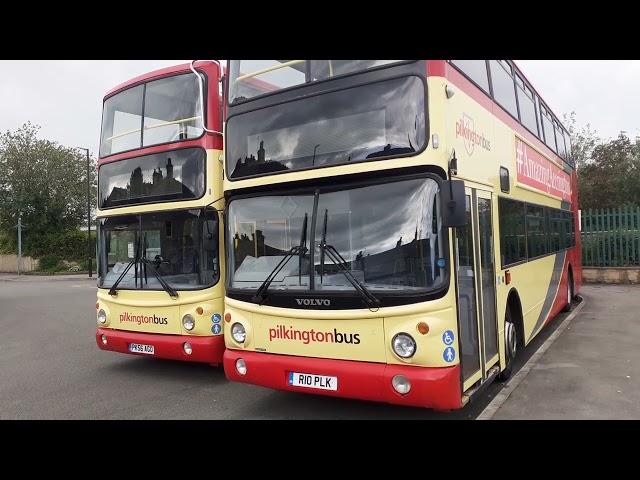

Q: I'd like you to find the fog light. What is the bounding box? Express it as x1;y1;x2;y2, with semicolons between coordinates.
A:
231;323;246;343
236;358;247;375
183;342;193;355
101;334;107;345
97;309;107;325
182;314;195;331
392;333;416;358
392;374;411;395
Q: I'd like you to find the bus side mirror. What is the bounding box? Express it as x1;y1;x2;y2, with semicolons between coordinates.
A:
441;180;467;228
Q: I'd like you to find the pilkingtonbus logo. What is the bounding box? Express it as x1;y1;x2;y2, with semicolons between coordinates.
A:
120;312;168;326
295;298;331;306
456;113;491;156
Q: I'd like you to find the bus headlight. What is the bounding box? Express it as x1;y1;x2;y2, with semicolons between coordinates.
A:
392;333;416;358
97;309;107;325
182;314;195;331
231;323;246;343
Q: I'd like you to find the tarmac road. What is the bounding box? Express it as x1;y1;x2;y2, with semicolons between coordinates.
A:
0;274;579;419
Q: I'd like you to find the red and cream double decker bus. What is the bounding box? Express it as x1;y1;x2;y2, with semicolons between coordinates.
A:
221;60;581;410
95;60;226;365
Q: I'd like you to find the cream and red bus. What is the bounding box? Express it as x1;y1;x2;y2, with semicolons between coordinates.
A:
221;60;580;410
95;60;226;365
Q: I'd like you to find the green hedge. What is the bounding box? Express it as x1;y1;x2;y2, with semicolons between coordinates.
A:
0;229;95;267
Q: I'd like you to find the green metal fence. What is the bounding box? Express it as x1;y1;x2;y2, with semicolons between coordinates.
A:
581;206;640;267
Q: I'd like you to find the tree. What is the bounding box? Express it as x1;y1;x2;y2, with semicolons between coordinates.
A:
564;112;640;210
0;122;97;256
564;111;600;170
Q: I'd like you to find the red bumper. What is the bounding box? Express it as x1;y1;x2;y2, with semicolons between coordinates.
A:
96;328;225;364
223;350;462;410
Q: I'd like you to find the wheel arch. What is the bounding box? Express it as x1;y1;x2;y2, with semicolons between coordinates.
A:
505;287;525;348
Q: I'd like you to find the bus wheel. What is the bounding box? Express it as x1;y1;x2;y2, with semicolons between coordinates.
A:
497;307;517;382
562;272;574;312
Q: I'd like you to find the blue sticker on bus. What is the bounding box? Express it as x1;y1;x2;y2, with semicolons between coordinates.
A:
212;313;221;324
443;347;456;363
437;258;446;268
442;330;454;345
211;324;222;334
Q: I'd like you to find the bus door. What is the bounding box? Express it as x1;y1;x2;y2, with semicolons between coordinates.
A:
454;187;499;391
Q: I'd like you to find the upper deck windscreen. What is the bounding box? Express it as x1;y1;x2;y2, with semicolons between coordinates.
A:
100;72;204;158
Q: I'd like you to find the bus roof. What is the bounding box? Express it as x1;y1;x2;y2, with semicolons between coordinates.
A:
104;61;224;99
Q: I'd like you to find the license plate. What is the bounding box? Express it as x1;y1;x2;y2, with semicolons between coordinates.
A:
288;372;338;391
129;343;155;355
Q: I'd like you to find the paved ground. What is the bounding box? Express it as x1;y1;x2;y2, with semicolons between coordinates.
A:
493;284;640;419
0;274;624;419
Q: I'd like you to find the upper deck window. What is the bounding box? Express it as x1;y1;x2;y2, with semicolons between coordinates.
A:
515;74;539;137
564;130;573;163
100;72;205;158
450;60;490;93
228;60;402;104
540;105;557;153
225;76;426;180
554;121;567;158
489;60;518;119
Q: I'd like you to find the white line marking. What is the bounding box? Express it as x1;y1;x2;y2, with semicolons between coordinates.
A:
476;297;586;420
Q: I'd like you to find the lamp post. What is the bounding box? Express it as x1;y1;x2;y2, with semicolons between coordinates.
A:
76;147;92;278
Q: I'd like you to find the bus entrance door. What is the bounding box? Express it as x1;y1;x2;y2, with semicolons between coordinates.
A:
454;187;499;393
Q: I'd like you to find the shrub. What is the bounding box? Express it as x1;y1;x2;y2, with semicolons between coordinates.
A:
39;255;62;272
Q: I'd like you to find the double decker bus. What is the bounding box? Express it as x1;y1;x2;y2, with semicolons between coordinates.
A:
221;60;581;410
95;60;226;365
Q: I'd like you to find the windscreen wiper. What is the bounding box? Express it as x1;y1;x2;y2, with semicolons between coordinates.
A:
319;209;328;284
318;208;378;308
139;257;179;298
319;241;380;309
108;235;141;296
252;213;308;305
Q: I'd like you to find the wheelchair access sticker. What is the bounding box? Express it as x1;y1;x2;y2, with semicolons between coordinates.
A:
442;330;454;346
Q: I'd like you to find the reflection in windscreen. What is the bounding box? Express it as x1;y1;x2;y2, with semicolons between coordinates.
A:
98;148;205;208
228;178;445;292
246;110;386;169
98;209;219;291
226;76;425;179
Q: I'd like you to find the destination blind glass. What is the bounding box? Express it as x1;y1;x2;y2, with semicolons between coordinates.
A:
98;148;205;208
226;76;426;179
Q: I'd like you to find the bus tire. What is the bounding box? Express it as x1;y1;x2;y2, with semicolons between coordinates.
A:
562;270;574;313
497;307;518;382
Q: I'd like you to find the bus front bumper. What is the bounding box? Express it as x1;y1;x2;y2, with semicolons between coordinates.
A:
96;328;224;365
223;350;462;410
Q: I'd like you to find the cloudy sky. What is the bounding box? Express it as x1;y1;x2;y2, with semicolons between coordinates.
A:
0;60;638;157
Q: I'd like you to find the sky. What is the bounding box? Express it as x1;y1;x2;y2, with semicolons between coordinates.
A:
0;60;638;157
